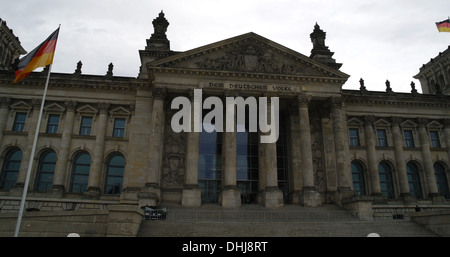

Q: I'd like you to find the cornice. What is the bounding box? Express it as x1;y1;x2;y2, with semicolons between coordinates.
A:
0;71;147;91
148;66;347;84
342;89;450;108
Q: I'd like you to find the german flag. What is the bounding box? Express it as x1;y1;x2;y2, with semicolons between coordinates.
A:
12;27;59;83
436;18;450;32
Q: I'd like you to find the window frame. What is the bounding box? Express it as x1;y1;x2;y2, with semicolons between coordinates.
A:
104;154;125;195
79;116;93;136
46;114;60;134
348;128;360;147
112;117;126;138
12;112;27;132
34;150;56;192
376;129;388;147
403;129;415;148
429;131;441;148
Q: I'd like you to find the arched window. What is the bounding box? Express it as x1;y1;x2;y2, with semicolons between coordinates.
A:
104;154;125;194
70;152;91;193
0;149;22;190
406;162;422;199
378;161;395;199
35;150;56;192
351;161;366;196
434;163;450;199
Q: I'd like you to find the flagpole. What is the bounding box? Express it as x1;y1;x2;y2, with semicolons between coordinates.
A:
14;63;53;237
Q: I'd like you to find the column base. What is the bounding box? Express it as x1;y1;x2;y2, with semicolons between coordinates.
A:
430;193;445;204
221;187;241;208
84;187;101;199
263;187;284;209
400;193;417;204
182;187;202;207
300;187;321;207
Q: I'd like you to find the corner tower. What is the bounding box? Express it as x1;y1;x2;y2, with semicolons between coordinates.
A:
309;23;342;70
139;11;172;78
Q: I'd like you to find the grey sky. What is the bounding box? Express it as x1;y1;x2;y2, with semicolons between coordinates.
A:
1;0;449;92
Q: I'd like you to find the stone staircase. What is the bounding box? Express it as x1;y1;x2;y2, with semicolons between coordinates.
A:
137;203;439;237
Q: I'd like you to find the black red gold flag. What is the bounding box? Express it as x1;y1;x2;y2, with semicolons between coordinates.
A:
12;27;59;83
436;18;450;32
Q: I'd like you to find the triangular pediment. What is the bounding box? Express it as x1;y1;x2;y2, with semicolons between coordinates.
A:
148;32;349;80
374;118;391;127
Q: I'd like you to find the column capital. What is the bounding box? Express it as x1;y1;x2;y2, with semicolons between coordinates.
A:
417;118;428;128
0;97;11;108
297;94;311;107
31;98;42;109
443;119;450;129
152;87;167;100
97;102;110;114
64;100;78;112
329;96;344;109
391;116;403;126
187;88;202;100
364;115;375;126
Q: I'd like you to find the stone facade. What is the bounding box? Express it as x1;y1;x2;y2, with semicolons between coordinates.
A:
0;13;449;236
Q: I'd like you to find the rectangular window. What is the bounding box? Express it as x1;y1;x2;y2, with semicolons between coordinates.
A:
46;114;60;134
377;129;388;147
430;131;441;148
79;116;93;136
113;118;126;137
12;112;27;132
349;128;360;146
404;130;415;148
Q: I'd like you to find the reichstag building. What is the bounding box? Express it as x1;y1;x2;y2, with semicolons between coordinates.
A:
0;13;449;237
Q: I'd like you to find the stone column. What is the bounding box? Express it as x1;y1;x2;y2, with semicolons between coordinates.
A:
86;102;109;196
221;91;240;208
288;104;302;204
364;115;382;197
139;87;166;207
391;117;411;200
52;101;77;194
298;94;320;207
182;89;201;207
330;97;353;201
260;94;283;208
0;97;11;145
417;118;440;200
14;99;41;192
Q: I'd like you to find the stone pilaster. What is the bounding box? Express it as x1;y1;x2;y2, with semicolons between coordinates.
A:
330;97;353;202
86;102;109;196
297;94;320;207
220;91;240;208
139;87;166;207
52;101;77;194
364;115;382;197
182;89;201;207
391;117;411;201
417;118;441;201
0;97;11;146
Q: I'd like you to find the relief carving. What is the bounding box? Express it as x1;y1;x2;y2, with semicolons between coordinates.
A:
195;42;317;76
310;111;326;192
162;109;186;188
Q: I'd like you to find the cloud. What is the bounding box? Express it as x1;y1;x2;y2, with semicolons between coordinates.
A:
1;0;449;93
